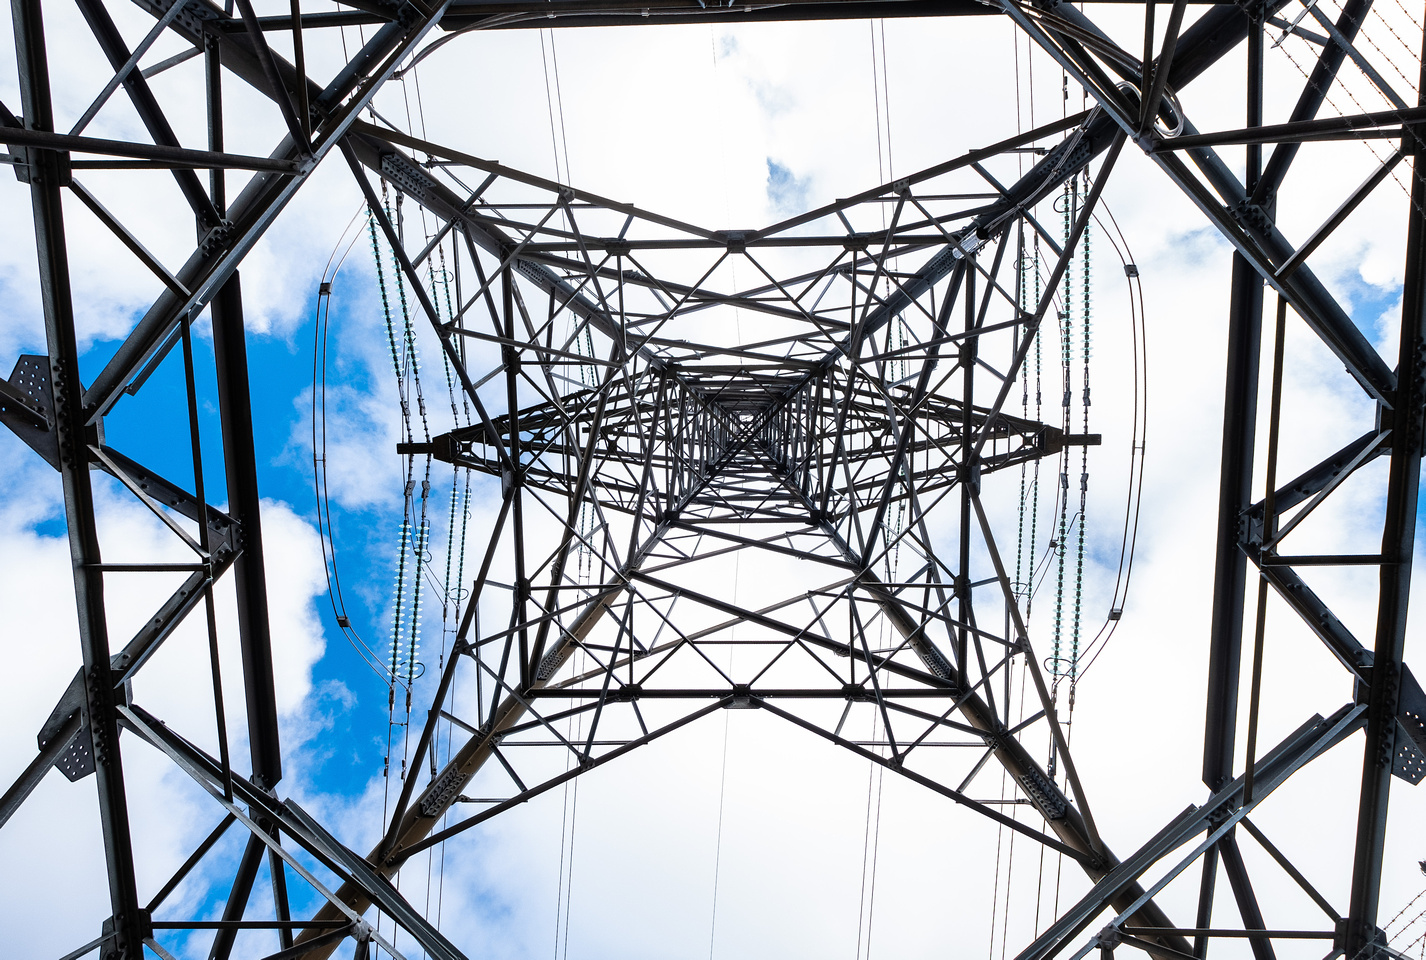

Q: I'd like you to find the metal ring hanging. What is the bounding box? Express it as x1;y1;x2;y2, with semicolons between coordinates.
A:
1117;80;1185;139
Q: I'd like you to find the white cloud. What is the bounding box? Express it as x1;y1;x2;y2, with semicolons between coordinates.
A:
0;435;344;956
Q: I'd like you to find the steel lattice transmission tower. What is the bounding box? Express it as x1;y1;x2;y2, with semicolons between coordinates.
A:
2;0;1425;957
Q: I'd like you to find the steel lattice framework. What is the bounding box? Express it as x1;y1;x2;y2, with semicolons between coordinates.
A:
2;0;1425;958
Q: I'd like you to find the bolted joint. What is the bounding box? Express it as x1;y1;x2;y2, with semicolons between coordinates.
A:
1016;769;1067;820
1235;506;1257;549
1378;722;1399;769
380;152;433;204
1332;918;1348;952
9;145;71;186
84;666;113;767
1096;924;1121;955
9;144;43;185
199;219;236;257
612;683;642;702
842;683;873;702
1338;921;1389;958
723;231;747;254
728;684;758;709
418;766;471;819
1204;798;1236;826
534;647;564;681
101;909;152;960
958;462;982;493
6;146;30;184
1229;199;1271;235
515;577;531;602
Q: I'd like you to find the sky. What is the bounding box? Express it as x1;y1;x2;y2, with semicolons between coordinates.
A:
3;2;1426;959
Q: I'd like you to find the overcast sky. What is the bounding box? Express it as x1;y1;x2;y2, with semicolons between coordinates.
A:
3;3;1426;959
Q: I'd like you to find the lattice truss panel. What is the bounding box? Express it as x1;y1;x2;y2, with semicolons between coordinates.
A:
2;0;1426;957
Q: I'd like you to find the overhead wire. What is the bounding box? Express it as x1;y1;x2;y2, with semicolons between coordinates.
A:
707;544;742;960
1074;204;1148;682
852;24;897;957
709;28;743;340
350;31;502;950
1043;55;1097;926
540;29;574;185
1362;2;1421;92
418;148;473;942
540;36;584;958
704;32;752;960
372;181;433;713
366;151;453;949
400;53;478;946
312;202;397;685
854;705;887;960
553;644;586;960
995;21;1041;955
1344;882;1426;960
1274;12;1418;203
993;28;1156;944
347;11;1162;953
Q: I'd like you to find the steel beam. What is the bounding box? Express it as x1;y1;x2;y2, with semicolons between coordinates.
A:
11;0;145;952
1344;35;1426;958
1014;705;1366;960
211;276;283;789
1202;254;1264;789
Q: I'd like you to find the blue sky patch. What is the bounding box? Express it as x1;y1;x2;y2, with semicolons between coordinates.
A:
766;159;810;216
